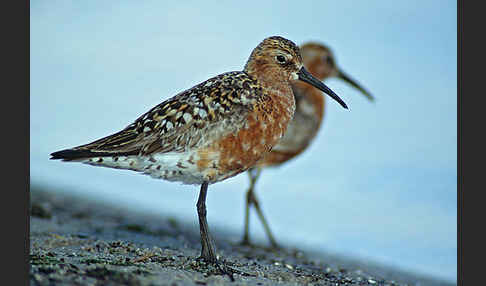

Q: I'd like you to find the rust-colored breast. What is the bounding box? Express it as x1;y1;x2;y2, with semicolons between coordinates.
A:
196;87;295;183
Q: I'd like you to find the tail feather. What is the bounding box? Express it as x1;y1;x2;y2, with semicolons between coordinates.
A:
50;149;138;161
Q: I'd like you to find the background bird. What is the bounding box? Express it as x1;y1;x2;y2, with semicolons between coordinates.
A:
50;36;347;276
31;2;457;282
241;42;374;248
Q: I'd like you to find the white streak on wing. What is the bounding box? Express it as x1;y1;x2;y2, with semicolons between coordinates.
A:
183;113;192;123
199;109;207;118
165;121;173;130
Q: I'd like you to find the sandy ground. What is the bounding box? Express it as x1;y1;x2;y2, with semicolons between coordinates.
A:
29;186;455;286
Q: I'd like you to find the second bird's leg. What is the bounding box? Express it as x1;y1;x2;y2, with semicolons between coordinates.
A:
241;168;260;245
241;168;279;248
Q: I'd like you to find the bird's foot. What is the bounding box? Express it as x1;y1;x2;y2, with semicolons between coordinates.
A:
239;236;252;247
268;240;281;251
194;256;247;281
239;237;281;252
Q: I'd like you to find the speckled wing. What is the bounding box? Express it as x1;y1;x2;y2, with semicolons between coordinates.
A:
51;71;265;160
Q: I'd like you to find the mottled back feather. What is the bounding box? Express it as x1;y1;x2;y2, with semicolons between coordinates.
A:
51;71;267;160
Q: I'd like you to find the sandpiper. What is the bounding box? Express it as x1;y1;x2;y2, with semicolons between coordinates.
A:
50;36;348;276
241;42;373;248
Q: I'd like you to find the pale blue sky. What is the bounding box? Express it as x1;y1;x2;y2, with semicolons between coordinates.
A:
31;1;457;282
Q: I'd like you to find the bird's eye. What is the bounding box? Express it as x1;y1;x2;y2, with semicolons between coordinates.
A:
324;55;334;66
276;55;287;64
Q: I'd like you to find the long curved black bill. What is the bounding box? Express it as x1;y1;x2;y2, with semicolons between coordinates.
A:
298;67;348;109
337;70;374;101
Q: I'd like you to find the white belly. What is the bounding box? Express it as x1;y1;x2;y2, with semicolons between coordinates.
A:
79;151;215;185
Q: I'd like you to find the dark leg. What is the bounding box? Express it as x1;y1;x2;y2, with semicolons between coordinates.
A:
197;181;217;262
196;182;239;281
